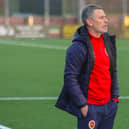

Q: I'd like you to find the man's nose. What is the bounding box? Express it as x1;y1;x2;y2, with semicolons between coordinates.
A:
104;17;108;23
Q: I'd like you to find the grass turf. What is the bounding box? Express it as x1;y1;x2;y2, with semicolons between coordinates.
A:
0;38;129;129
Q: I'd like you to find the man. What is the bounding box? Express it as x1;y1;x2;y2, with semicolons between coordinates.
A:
56;4;119;129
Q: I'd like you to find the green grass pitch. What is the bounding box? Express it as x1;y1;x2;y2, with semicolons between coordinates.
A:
0;38;129;129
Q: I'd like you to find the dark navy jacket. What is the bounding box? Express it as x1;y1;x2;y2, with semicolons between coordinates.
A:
55;25;119;118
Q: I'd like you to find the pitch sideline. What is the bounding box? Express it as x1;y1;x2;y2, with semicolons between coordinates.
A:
0;39;67;50
0;96;128;101
0;39;128;51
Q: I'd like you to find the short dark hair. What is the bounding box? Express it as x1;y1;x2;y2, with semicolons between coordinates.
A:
81;4;103;26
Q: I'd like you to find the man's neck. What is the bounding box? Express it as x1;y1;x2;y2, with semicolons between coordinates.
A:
88;28;102;38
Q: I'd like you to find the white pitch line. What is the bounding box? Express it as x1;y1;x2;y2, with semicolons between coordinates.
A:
0;40;67;50
119;96;129;99
0;97;57;101
0;125;11;129
0;96;128;101
0;40;129;51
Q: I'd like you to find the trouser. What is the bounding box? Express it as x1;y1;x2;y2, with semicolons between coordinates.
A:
77;100;118;129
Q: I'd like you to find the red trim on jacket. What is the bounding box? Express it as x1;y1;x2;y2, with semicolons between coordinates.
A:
112;98;119;103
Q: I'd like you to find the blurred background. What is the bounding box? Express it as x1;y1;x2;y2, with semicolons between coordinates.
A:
0;0;129;38
0;0;129;129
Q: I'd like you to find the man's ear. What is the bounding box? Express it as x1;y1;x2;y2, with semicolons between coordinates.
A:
86;18;93;27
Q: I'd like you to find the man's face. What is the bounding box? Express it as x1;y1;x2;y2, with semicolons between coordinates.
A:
89;9;108;34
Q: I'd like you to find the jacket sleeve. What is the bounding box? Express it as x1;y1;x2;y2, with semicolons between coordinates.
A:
110;36;120;98
64;42;87;108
